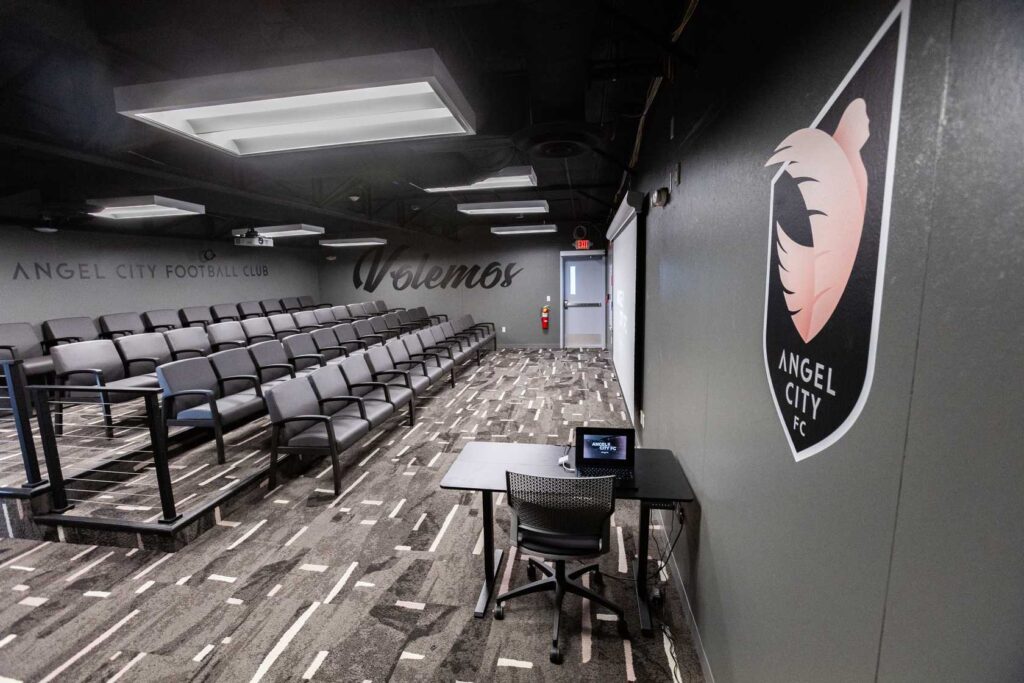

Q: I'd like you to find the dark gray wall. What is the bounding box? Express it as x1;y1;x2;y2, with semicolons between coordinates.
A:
633;1;1023;681
0;227;319;328
317;234;567;347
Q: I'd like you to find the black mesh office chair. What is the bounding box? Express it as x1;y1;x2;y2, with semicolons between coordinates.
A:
494;471;627;663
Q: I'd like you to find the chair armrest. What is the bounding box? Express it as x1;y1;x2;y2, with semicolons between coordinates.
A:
101;329;135;339
149;324;176;332
318;395;368;420
274;328;301;337
163;389;217;419
57;368;105;385
170;348;206;360
211;340;247;352
42;336;83;350
427;314;448;323
470;322;496;332
338;339;367;350
357;333;386;345
257;363;296;381
372;369;412;388
0;344;17;361
313;344;350;357
276;414;338;451
246;333;275;343
422;344;454;359
184;321;209;329
124;357;160;374
348;381;393;402
296;324;323;332
290;353;326;367
394;359;429;374
408;351;442;367
217;374;263;398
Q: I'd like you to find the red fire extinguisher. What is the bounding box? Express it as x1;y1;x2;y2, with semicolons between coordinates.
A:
541;305;550;331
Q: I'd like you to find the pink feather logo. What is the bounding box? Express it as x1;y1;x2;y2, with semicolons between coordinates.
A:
766;98;870;343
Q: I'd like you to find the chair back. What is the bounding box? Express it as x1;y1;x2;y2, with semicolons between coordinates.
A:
43;316;100;345
313;308;336;325
369;316;390;336
179;306;213;328
164;327;211;357
308;365;349;415
0;323;44;359
208;321;247;350
506;472;615;555
209;348;260;394
339;354;373;393
249;340;293;381
115;332;172;374
331;305;351;321
211;303;240;322
264;378;320;441
99;312;145;338
157;358;219;411
51;340;126;383
237;301;262;319
259;298;283;315
268;313;299;337
282;333;321;370
241;317;275;342
280;297;302;312
297;295;316;309
142;309;179;331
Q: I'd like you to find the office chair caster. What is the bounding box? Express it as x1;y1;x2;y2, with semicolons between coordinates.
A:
494;603;505;620
549;642;562;664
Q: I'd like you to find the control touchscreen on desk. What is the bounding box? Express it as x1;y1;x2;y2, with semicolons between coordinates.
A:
582;434;628;461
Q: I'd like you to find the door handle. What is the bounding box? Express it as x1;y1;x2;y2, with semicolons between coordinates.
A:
564;302;602;308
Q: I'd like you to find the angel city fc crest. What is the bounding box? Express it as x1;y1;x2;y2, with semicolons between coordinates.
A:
763;1;908;461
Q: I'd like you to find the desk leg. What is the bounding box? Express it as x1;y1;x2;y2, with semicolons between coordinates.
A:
474;490;504;618
634;500;653;635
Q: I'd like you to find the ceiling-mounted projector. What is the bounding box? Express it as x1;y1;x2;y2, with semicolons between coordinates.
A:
234;228;274;247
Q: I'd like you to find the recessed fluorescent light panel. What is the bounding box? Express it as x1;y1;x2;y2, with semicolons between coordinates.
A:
319;238;388;248
88;195;205;220
115;49;475;156
457;200;549;215
232;224;324;238
490;224;558;235
424;166;537;193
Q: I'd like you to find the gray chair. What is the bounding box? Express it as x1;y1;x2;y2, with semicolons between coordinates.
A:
397;310;426;331
310;328;350;361
268;313;300;340
98;312;145;339
141;309;179;332
282;333;329;371
440;322;483;363
330;305;355;323
493;472;626;663
50;340;160;438
298;295;328;310
308;365;394;428
280;297;302;312
345;303;372;320
409;305;446;324
249;340;309;383
210;347;287;396
352;319;387;346
164;327;212;360
264;377;370;495
383;312;419;336
241;317;276;344
259;299;284;316
42;317;101;348
386;338;453;388
456;314;497;351
292;310;322;332
236;301;263;319
365;344;429;396
114;332;172;375
179;306;213;329
374;299;404;313
402;331;455;383
0;323;53;378
208;321;248;352
339;353;414;425
369;315;401;341
157;357;265;464
211;303;240;322
313;308;336;326
419;327;473;366
331;324;368;354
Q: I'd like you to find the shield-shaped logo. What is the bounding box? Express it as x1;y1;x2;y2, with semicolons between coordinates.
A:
763;1;909;461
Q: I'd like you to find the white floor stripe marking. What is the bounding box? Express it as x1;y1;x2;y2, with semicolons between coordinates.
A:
360;519;377;525
208;574;237;583
581;573;592;663
300;564;328;573
354;581;375;588
108;652;146;683
193;644;215;662
0;542;49;569
84;590;110;598
38;608;139;683
472;529;484;556
267;584;282;597
227;598;243;605
358;448;381;467
388;499;406;518
249;601;320;683
412;513;427;531
315;464;332;479
18;596;46;607
0;634;14;648
616;526;628;573
662;626;684;683
133;553;171;580
394;545;411;551
329;472;368;508
624;638;637;681
124;548;138;558
595;613;619;621
171;463;209;484
176;575;191;585
302;650;329;680
323;562;358;604
361;499;383;506
285;526;309;546
227;519;268;550
428;505;459;552
496;657;533;669
11;585;28;592
68;545;97;562
498;546;518;596
64;551;114;583
427;452;441;467
399;651;424;661
135;580;154;594
395;600;425;610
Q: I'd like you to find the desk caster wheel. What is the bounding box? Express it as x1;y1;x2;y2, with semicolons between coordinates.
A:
494;604;504;620
549;644;562;664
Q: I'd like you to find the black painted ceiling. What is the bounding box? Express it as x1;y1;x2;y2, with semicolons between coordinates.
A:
0;0;698;246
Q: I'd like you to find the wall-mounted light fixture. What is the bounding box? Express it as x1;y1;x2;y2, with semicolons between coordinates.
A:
457;200;549;215
424;166;537;193
319;237;388;247
231;224;324;238
115;49;476;156
490;224;558;235
88;195;205;220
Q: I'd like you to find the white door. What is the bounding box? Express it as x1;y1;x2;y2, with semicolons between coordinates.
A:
562;252;606;348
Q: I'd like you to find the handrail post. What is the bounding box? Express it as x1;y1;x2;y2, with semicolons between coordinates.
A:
144;393;180;524
1;360;47;489
32;387;72;513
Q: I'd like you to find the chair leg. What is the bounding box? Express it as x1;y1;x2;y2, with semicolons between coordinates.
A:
564;579;626;624
212;421;226;464
494;575;555;605
268;431;279;490
101;392;114;439
330;448;342;496
408;394;416;426
529;557;554;577
568;563;600;580
551;574;565;664
450;368;456;388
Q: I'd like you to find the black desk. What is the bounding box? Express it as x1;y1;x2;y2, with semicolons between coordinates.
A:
439;441;694;634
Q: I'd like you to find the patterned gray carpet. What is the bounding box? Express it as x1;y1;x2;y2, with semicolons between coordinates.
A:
0;349;703;682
